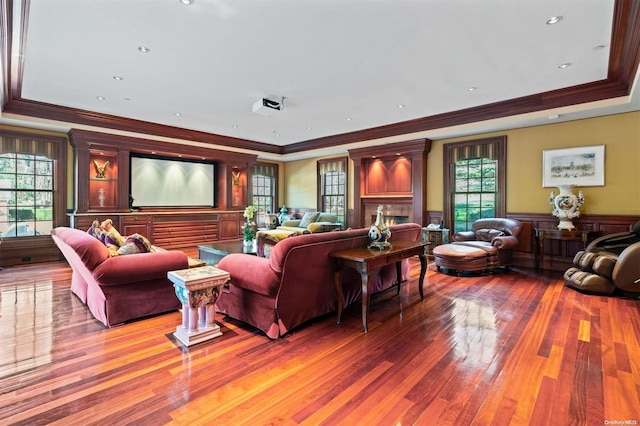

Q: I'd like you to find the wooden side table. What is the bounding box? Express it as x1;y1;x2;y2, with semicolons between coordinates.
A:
168;265;230;346
535;229;601;270
330;240;428;333
422;227;449;257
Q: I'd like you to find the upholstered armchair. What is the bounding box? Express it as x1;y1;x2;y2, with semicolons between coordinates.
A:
451;218;523;268
564;222;640;295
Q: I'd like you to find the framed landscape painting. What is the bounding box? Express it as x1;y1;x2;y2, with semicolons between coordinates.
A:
542;145;605;187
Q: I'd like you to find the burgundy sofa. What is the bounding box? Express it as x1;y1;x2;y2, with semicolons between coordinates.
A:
216;223;423;339
51;227;189;327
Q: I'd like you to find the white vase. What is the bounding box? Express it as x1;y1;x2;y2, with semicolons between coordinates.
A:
549;184;585;230
243;239;254;247
368;205;392;249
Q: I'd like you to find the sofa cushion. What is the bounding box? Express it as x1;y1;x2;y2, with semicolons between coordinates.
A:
475;228;504;242
298;211;319;228
316;213;337;223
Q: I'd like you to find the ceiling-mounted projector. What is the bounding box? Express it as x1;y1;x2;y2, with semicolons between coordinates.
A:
253;97;283;116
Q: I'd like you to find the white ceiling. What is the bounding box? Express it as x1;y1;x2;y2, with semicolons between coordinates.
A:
2;0;640;161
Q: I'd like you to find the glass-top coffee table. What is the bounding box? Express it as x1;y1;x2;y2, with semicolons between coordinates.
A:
198;240;256;265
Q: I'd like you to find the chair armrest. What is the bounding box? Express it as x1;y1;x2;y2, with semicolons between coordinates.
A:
586;231;638;253
612;242;640;293
93;251;189;285
453;231;476;241
217;254;280;296
491;235;519;250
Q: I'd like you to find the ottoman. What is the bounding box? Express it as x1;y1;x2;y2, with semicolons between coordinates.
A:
432;243;488;275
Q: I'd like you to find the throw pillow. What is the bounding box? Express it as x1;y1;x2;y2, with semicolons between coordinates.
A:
100;219;125;247
117;233;152;255
475;228;505;242
87;220;102;240
298;211;319;228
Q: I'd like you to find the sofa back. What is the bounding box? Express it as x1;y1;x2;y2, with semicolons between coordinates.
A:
51;227;110;271
266;223;422;335
470;218;522;238
268;223;422;275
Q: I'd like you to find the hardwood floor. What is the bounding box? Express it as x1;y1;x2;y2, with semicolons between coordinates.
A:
0;259;639;425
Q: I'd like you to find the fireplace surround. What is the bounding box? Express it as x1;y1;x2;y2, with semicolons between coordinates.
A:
350;139;431;228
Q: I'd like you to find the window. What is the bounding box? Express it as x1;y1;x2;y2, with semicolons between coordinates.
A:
318;157;347;225
252;163;277;214
0;153;52;237
0;132;66;240
444;137;506;233
453;157;497;232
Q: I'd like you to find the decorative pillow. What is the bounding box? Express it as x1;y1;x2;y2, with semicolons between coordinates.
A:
117;233;152;255
475;228;505;242
100;219;125;247
87;220;102;240
298;211;319;228
286;230;310;238
105;243;120;257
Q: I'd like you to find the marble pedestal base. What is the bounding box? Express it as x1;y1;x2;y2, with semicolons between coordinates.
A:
168;265;230;347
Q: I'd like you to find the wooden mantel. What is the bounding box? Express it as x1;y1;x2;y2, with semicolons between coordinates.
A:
349;139;432;228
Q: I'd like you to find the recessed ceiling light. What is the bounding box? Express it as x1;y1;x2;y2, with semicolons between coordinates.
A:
307;126;313;130
113;76;123;80
546;16;563;25
397;104;405;109
180;0;194;4
138;46;151;53
346;117;352;121
96;96;106;100
124;97;131;101
558;62;572;69
232;124;238;128
467;86;477;91
175;113;182;116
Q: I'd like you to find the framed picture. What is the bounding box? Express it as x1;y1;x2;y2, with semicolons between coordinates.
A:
542;145;605;187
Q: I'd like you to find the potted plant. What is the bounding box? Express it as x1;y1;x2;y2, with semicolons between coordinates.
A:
242;205;257;246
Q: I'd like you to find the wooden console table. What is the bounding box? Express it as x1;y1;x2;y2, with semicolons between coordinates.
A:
330;240;428;333
535;229;601;270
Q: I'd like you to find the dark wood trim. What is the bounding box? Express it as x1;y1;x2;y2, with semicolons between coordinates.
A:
1;1;638;155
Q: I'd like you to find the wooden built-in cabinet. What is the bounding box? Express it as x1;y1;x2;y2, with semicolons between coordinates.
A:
64;129;254;254
120;214;152;239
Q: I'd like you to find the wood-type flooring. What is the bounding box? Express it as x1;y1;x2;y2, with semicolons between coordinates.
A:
0;259;639;425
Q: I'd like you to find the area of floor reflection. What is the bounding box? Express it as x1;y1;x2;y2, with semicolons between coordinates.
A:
451;297;497;366
0;282;53;378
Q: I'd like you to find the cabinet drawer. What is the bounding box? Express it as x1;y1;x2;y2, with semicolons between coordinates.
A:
121;214;152;224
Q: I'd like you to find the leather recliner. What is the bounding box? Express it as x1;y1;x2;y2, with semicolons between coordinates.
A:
451;218;523;269
564;221;640;295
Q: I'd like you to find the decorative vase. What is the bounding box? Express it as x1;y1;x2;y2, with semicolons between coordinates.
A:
243;239;254;247
278;205;288;225
549;184;585;230
368;204;392;249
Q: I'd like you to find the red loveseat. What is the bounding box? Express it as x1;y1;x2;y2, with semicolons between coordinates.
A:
216;223;423;339
51;227;189;327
